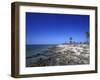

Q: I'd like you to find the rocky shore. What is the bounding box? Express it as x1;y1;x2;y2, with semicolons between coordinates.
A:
26;44;89;67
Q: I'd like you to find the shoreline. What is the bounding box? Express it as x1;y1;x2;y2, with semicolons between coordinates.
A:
26;44;89;67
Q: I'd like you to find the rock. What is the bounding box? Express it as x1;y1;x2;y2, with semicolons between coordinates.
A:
26;44;89;67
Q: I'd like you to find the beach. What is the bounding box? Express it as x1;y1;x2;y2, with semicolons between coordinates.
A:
26;44;89;67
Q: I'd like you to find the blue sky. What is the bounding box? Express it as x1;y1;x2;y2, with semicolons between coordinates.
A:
26;12;89;44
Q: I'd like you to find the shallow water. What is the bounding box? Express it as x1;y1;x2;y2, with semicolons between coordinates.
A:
26;45;56;58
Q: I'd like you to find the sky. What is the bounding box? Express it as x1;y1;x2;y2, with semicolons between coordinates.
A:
26;12;89;45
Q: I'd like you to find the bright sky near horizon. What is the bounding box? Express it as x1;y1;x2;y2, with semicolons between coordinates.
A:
26;12;89;44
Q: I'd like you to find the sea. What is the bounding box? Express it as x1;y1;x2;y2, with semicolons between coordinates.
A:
26;44;57;58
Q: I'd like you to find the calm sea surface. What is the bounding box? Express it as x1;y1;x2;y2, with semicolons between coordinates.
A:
26;45;56;58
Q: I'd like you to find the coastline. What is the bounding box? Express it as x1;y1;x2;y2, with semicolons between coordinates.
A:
26;44;89;67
